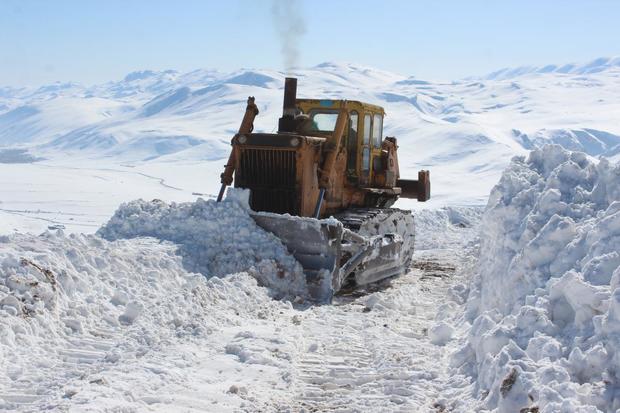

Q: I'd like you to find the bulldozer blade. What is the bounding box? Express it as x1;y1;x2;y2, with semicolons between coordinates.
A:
250;212;344;303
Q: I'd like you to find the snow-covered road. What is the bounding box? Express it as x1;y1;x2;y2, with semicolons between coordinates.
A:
288;249;470;412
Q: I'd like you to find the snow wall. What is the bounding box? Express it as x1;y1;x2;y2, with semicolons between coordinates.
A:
456;145;620;412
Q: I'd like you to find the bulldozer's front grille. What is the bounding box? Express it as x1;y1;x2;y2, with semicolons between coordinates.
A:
236;148;298;214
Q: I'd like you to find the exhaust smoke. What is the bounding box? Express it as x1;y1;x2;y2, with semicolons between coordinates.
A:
271;0;307;73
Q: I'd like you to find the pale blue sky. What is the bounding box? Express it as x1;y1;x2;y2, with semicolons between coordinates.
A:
1;0;619;86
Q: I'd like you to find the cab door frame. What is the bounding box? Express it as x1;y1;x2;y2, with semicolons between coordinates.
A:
358;111;384;186
369;112;384;185
359;112;372;186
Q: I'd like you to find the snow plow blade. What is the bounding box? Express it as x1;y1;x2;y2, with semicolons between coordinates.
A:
251;212;344;302
251;209;414;303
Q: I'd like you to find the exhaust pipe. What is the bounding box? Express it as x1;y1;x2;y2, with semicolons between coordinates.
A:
278;77;297;133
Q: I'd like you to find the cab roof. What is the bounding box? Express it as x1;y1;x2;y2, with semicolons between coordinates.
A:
296;99;385;116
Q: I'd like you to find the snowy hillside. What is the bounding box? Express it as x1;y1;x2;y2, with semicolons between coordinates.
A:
1;57;620;233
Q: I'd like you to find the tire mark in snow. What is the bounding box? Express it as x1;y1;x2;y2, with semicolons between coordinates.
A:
36;163;185;191
0;207;100;228
0;208;93;217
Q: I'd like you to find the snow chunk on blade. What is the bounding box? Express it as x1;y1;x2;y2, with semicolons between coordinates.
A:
456;144;620;412
97;189;308;298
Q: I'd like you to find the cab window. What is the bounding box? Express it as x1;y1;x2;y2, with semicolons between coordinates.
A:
308;110;339;132
361;114;372;182
347;111;358;173
373;114;383;148
362;147;370;174
363;114;371;145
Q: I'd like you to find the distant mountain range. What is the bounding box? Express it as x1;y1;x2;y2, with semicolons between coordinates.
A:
0;57;619;207
481;56;620;80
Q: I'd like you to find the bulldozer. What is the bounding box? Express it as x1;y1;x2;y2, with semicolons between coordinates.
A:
217;78;430;302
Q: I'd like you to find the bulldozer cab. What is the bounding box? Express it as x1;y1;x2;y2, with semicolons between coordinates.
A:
296;99;385;186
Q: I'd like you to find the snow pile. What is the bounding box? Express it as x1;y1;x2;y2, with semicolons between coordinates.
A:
413;207;484;250
456;145;620;412
97;190;307;297
0;230;293;410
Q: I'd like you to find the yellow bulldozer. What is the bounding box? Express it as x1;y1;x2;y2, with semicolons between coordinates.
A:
217;77;430;302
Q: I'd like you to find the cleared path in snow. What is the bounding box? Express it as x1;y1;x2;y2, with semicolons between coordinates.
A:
286;245;475;412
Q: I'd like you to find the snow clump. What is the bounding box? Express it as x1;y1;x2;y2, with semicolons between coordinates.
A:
429;321;455;346
413;206;484;251
454;145;620;412
97;189;307;298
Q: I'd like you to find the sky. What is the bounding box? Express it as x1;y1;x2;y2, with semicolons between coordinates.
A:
1;0;619;86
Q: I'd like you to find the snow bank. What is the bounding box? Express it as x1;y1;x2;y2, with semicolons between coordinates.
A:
97;190;307;298
0;230;291;410
456;145;620;412
414;206;484;250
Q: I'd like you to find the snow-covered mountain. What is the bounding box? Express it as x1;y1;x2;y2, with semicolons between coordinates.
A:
482;56;620;80
1;57;620;232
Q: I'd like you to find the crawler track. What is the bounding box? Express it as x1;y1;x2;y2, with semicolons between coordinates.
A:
335;208;416;286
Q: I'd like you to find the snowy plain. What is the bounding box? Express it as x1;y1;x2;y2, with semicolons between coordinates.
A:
0;57;620;412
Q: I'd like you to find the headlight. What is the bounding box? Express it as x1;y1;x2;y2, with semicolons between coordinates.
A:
290;137;300;147
237;135;247;144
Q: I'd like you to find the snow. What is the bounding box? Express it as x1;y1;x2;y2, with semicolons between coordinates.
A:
482;56;620;80
0;228;299;410
455;145;620;412
0;193;482;411
97;190;307;298
0;149;43;164
429;321;455;346
2;57;620;411
3;143;619;410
